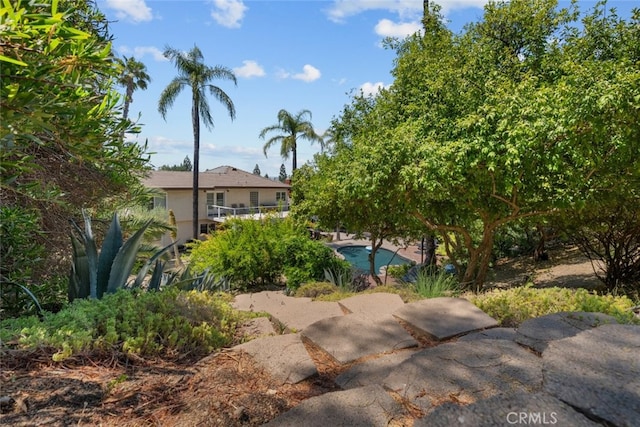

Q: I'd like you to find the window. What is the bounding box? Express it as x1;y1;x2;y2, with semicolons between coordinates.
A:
149;193;167;209
276;192;287;202
200;223;214;234
206;192;224;206
250;191;259;207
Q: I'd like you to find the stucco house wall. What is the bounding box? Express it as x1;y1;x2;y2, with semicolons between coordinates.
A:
143;166;291;245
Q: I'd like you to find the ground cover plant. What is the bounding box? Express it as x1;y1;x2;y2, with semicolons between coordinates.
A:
470;285;638;327
0;287;249;362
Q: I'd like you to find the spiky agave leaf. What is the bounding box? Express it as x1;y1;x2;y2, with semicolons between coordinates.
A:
96;213;123;298
81;210;99;299
133;241;176;288
147;259;165;291
105;219;152;294
69;233;90;301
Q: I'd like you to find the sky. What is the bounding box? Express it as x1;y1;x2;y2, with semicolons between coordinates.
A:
97;0;637;178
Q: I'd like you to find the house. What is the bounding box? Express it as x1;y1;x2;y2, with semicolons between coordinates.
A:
142;166;291;244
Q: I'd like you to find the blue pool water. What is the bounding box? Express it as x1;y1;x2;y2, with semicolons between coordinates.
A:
337;245;412;273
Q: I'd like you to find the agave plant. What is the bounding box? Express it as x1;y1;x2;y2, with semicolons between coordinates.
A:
69;210;175;301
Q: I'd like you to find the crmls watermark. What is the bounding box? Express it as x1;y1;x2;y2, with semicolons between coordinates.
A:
506;412;558;425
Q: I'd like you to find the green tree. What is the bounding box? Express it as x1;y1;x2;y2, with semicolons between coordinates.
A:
279;164;287;182
259;109;323;173
312;0;640;290
253;164;261;175
0;0;150;279
158;45;237;240
117;56;151;124
159;156;192;171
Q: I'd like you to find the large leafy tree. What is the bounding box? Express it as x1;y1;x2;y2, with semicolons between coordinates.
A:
260;109;323;173
309;0;639;290
1;0;150;279
118;56;151;123
158;45;237;240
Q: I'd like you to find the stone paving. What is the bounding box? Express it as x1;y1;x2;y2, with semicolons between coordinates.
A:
230;291;640;426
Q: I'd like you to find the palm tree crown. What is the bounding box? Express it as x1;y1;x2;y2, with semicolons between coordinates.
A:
259;109;323;172
118;56;151;122
158;45;236;240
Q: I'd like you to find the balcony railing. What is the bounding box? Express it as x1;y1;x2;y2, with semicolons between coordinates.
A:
207;203;289;220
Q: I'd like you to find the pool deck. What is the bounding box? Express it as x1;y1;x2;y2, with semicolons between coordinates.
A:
324;232;428;275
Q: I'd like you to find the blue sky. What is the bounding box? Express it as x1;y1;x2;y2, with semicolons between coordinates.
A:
97;0;636;177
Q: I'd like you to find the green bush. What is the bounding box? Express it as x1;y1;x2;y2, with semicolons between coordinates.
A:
470;285;638;327
0;287;242;361
0;205;44;283
189;217;349;291
386;264;412;279
413;270;459;299
294;282;339;298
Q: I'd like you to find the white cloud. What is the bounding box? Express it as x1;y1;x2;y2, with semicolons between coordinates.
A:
292;64;321;83
210;0;247;28
327;0;489;22
118;46;168;62
106;0;152;22
360;81;388;96
233;60;265;78
375;19;421;38
147;136;192;154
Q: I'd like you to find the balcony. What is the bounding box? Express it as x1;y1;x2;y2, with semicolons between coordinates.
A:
207;203;290;222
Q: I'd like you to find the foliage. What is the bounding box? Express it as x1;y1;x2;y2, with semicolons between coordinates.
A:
413;270;460;299
252;164;261;175
324;267;369;293
294;282;339;298
260;109;323;172
0;206;44;283
188;217;347;291
159;155;193;171
0;287;243;361
470;285;638;327
69;211;174;301
386;264;412;279
561;196;640;297
306;0;640;291
279;164;288;182
158;44;237;240
117;55;150;123
1;0;151;279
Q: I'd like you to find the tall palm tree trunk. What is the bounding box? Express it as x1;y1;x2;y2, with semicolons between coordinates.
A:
123;86;133;122
292;142;297;172
192;96;200;240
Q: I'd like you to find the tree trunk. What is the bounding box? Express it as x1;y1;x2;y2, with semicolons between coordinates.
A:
461;227;496;291
123;85;133;122
424;233;437;268
192;94;200;240
368;236;383;285
292;140;297;172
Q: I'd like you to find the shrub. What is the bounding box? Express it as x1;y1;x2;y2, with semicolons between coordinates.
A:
0;206;46;319
0;287;243;361
470;285;637;327
189;217;349;292
386;264;412;279
413;269;459;299
294;282;339;298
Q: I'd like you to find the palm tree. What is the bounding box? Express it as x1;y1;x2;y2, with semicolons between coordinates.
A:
158;45;236;240
259;109;323;173
118;56;151;123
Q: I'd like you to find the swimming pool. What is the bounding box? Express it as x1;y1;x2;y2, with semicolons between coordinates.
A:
336;245;412;273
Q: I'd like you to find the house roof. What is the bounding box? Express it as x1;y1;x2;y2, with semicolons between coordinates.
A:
142;166;291;190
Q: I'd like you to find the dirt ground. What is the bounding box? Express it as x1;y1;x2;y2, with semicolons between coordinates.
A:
0;247;604;427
